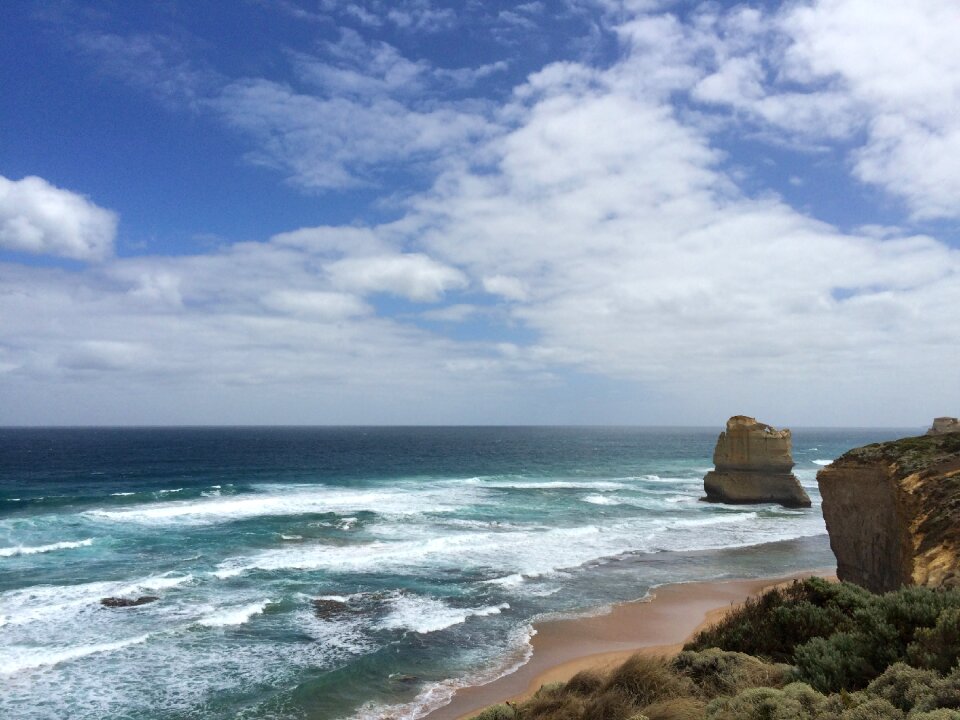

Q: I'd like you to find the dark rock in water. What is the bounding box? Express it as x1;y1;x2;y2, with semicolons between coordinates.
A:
312;597;352;619
389;673;419;684
702;415;811;508
101;596;159;608
817;432;960;593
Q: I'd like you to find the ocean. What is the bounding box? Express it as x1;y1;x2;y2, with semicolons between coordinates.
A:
0;426;911;720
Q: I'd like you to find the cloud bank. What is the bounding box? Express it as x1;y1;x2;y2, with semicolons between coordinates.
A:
2;0;958;425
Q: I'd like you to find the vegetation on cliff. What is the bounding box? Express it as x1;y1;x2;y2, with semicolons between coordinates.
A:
838;434;960;476
470;578;960;720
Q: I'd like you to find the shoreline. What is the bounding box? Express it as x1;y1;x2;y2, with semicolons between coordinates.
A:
423;569;835;720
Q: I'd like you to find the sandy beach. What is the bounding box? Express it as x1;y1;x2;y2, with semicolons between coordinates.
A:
424;570;836;720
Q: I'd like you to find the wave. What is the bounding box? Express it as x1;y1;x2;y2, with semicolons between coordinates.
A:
813;459;833;466
84;484;478;526
1;633;151;675
110;492;136;497
0;573;193;628
378;594;510;635
211;505;814;582
195;600;271;628
581;494;621;506
478;479;628;491
0;538;94;558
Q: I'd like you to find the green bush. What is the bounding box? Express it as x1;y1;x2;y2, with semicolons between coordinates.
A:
909;608;960;674
672;648;789;697
865;663;940;711
687;578;871;663
471;703;517;720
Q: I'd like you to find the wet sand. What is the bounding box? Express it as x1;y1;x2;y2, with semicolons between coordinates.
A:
424;570;835;720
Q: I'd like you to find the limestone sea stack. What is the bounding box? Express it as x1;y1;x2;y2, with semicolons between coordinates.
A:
927;417;960;436
702;415;811;508
817;432;960;593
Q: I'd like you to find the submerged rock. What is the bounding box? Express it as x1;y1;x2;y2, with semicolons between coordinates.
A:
100;595;159;608
927;417;960;436
312;597;353;619
817;432;960;593
702;416;811;508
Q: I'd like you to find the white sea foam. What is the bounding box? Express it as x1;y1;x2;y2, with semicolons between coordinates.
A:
110;492;136;496
86;484;478;525
195;600;271;628
0;573;193;628
280;534;303;540
581;494;620;505
480;480;627;491
1;633;152;675
813;459;833;466
378;596;509;635
213;508;806;583
0;538;95;558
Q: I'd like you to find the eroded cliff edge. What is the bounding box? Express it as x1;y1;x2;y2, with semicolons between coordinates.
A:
817;432;960;593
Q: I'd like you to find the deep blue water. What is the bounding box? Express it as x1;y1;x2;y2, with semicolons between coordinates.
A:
0;426;915;720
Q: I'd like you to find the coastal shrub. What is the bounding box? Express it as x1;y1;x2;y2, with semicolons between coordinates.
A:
472;703;517;720
582;687;638;720
910;711;960;719
602;654;694;707
909;671;960;714
522;690;584;720
865;663;940;711
686;578;870;662
793;631;882;692
909;608;960;673
839;697;905;719
672;648;789;696
705;686;812;720
564;668;605;696
638;696;706;720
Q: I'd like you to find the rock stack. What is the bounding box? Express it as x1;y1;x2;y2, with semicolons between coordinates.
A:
817;431;960;593
927;417;960;436
702;415;811;508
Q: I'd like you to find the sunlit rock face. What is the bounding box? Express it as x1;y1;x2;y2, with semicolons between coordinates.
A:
818;433;960;593
702;415;811;508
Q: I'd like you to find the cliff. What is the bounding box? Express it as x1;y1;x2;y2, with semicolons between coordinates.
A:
702;416;811;508
927;416;960;435
817;432;960;593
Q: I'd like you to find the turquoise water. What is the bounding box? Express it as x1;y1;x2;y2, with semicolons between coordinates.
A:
0;426;912;719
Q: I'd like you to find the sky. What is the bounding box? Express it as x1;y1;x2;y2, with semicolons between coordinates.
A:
0;0;958;427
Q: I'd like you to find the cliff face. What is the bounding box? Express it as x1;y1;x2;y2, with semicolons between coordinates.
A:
817;433;960;593
702;416;811;508
928;417;960;436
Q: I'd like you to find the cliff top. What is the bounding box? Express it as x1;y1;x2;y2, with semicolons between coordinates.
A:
835;433;960;477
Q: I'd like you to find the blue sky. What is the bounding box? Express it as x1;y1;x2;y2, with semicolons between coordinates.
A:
1;0;958;426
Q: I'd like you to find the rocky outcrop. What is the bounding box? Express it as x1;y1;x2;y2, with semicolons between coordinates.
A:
817;433;960;593
100;596;158;608
702;416;811;508
927;417;960;436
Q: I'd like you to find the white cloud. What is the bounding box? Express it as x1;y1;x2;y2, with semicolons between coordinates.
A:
6;1;959;425
483;275;528;301
326;253;468;301
261;290;369;319
0;175;117;261
683;0;960;220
